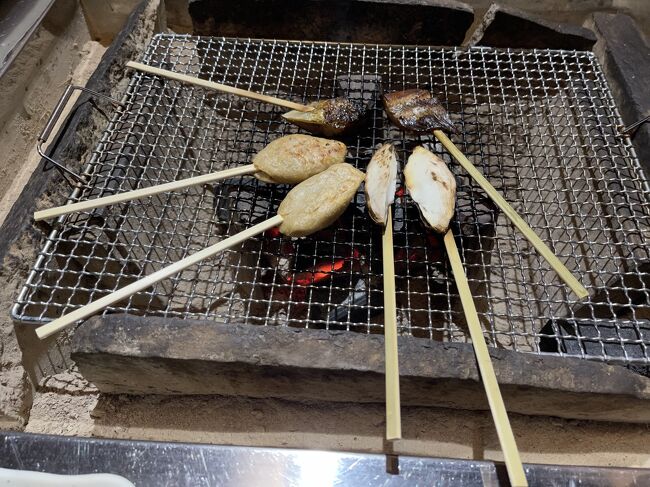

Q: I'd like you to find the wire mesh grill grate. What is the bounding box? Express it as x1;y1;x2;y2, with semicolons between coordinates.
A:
13;35;650;364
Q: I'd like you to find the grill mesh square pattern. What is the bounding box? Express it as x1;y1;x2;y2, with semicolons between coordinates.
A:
13;35;650;364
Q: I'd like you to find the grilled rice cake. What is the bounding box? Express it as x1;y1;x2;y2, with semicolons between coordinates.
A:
253;134;347;184
278;163;365;237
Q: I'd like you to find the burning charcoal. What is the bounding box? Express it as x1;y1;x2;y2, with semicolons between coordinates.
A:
235;196;372;327
288;249;359;287
260;244;366;327
210;162;371;330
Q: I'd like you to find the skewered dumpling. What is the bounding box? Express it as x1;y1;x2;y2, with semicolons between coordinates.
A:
404;146;456;233
278;163;364;237
282;97;369;137
253;134;347;184
383;89;457;134
365;144;398;225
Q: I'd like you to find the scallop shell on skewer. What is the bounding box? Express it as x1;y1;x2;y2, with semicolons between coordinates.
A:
404;146;456;233
365;144;398;225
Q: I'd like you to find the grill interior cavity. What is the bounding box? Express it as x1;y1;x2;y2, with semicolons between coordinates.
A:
14;35;650;364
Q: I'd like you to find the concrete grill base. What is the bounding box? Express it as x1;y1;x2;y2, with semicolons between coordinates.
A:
72;314;650;423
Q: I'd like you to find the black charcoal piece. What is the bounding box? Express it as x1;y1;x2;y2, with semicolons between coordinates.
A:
540;318;650;360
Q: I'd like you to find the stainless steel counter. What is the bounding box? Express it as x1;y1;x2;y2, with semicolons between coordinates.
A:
0;0;55;76
1;432;648;486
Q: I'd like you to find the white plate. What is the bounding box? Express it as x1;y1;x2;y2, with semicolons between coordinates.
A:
0;468;134;486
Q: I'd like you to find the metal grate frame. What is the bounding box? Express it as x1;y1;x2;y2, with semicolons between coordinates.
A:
13;35;650;365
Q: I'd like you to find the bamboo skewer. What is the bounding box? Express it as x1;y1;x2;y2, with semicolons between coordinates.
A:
34;165;257;222
382;210;401;441
443;230;528;487
127;61;313;112
434;130;588;300
35;215;284;340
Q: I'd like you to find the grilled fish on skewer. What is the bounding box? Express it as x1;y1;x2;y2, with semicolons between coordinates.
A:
404;146;456;233
383;89;457;134
278;163;364;237
253;134;347;184
126;62;369;137
282;97;369;137
365;144;398;225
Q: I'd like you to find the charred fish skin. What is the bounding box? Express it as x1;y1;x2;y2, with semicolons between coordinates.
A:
282;97;369;137
383;89;457;134
365;144;398;225
278;163;365;237
321;98;368;134
404;146;456;234
253;134;347;184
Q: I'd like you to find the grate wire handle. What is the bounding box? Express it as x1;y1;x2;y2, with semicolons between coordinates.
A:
37;85;123;185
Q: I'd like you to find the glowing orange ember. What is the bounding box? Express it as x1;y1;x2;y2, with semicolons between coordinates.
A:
288;249;360;286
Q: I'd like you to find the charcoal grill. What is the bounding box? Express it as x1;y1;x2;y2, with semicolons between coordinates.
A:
12;35;650;365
